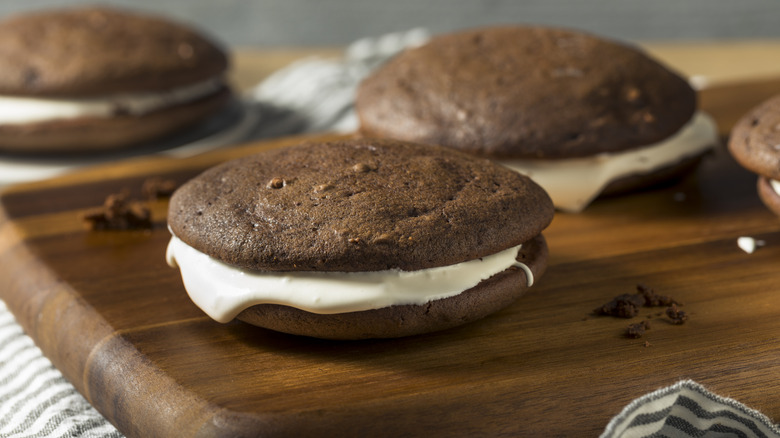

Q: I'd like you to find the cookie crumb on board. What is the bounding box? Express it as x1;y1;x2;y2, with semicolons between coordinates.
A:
593;293;645;318
142;177;178;200
594;284;681;317
84;177;178;230
665;303;688;325
637;283;679;307
593;284;688;340
626;320;651;339
82;192;151;231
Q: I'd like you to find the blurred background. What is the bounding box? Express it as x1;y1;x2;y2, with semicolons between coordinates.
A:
0;0;779;47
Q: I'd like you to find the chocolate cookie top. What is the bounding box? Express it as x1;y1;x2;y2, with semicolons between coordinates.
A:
168;138;554;272
0;6;228;97
728;94;780;179
356;26;697;159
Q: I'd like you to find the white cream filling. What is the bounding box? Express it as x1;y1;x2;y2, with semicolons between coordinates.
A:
770;179;780;197
737;236;765;254
501;112;718;213
0;77;224;124
166;235;533;323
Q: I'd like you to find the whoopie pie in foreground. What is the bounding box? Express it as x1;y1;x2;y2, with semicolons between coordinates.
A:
166;138;554;339
356;26;719;212
728;94;780;217
0;6;231;153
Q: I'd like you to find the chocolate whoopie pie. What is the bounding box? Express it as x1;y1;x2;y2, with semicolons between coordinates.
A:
166;138;554;339
0;6;231;153
356;26;719;212
728;94;780;217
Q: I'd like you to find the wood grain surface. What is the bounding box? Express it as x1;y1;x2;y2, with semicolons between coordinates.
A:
1;77;780;437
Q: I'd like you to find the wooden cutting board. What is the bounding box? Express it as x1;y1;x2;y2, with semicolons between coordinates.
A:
2;78;780;437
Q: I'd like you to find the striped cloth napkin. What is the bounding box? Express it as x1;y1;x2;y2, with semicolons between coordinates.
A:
1;28;779;438
601;380;780;438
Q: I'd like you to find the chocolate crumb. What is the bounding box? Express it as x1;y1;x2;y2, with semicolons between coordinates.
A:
594;293;645;318
637;283;679;307
665;304;688;325
83;192;151;231
142;177;177;200
594;284;688;340
626;320;651;338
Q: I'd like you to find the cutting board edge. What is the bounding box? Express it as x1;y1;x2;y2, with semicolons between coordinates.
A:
0;133;361;438
0;214;266;438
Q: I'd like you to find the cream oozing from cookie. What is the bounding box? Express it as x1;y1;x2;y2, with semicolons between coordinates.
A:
166;235;533;323
501;112;718;213
0;77;224;124
770;179;780;197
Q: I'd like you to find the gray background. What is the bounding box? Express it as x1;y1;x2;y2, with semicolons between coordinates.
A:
0;0;779;47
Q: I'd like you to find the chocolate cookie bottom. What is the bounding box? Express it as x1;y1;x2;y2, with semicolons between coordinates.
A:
600;151;711;198
236;234;548;340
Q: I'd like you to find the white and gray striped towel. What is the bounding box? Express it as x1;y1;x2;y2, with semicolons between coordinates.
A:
1;28;779;438
601;380;780;438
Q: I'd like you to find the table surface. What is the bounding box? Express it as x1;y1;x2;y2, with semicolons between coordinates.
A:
1;41;780;438
230;40;780;89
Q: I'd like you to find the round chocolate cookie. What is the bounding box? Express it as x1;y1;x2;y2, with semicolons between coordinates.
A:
728;94;780;179
357;26;695;159
356;26;717;212
167;138;554;339
728;94;780;216
0;6;231;153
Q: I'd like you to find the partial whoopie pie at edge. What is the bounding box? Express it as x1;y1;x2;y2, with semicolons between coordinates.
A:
728;94;780;216
0;6;231;153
